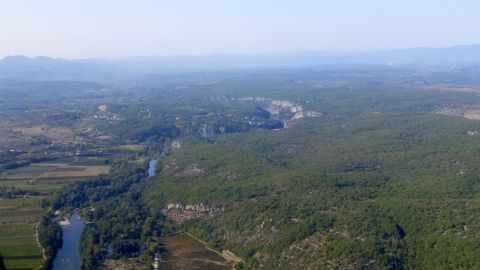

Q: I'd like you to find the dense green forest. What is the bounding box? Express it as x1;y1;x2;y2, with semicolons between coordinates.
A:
5;67;480;269
143;111;480;269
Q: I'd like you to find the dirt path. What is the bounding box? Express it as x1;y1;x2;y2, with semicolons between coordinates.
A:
0;235;36;238
185;232;243;264
28;158;82;184
35;223;47;261
159;258;229;266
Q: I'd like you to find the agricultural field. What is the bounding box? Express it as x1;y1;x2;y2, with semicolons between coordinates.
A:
0;198;44;270
0;157;109;269
0;157;110;192
117;144;145;152
156;233;237;270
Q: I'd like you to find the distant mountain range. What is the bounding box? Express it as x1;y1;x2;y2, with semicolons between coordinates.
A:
2;45;480;81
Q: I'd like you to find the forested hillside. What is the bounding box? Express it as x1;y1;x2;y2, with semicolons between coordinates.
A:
141;86;480;269
5;67;480;269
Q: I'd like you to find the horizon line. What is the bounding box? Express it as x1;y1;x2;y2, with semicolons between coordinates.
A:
2;43;480;61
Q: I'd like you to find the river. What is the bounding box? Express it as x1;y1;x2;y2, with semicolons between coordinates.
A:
148;159;157;177
52;213;86;270
52;160;156;269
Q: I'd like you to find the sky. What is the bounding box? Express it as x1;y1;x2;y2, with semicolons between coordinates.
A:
0;0;479;59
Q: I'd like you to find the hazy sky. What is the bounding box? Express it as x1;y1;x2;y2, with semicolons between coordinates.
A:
1;0;479;59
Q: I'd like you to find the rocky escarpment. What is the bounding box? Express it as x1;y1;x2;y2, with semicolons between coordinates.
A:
265;99;320;127
191;96;320;137
163;203;220;223
233;97;321;128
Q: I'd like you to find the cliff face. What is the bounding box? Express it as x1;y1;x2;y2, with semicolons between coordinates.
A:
186;97;320;138
171;140;182;150
197;124;221;137
163;203;219;223
192;119;283;138
263;99;320;128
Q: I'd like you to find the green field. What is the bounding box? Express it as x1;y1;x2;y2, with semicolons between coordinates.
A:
0;207;43;270
0;245;43;270
0;157;109;192
117;144;145;152
0;198;44;208
0;224;34;237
